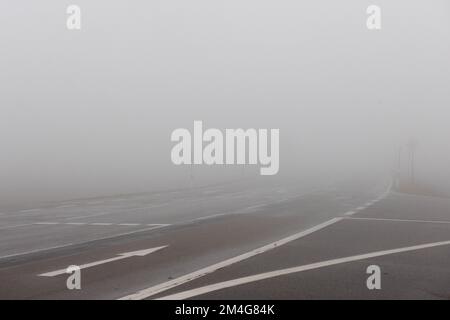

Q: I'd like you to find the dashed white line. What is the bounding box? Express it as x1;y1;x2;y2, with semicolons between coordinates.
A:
157;240;450;300
55;204;76;209
34;222;60;225
20;209;41;213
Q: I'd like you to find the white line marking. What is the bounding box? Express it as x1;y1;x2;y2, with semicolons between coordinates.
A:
0;244;76;260
20;209;40;213
90;223;113;226
0;225;169;261
55;204;76;209
119;223;141;226
158;240;450;300
118;217;343;300
34;222;60;225
355;206;367;211
65;222;86;225
0;223;34;231
344;217;450;224
39;246;168;277
65;203;169;221
343;211;356;216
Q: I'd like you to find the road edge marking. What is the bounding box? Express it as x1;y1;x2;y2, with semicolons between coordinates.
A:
118;217;344;300
158;240;450;300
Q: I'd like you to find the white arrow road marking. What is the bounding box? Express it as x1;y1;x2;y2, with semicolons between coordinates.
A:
39;246;168;277
118;217;344;300
157;240;450;300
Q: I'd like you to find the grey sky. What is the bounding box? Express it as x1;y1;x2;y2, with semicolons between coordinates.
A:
1;1;449;206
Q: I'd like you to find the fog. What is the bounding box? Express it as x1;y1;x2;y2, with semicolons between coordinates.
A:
1;0;449;208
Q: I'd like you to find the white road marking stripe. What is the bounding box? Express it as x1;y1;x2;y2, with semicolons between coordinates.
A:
65;203;169;220
344;217;450;224
40;246;168;277
20;209;40;213
355;206;367;211
158;240;450;300
0;223;34;231
31;222;169;227
343;211;356;216
0;225;169;261
118;217;343;300
34;222;60;225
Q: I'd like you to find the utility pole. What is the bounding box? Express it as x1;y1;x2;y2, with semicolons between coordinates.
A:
407;138;418;185
396;145;403;189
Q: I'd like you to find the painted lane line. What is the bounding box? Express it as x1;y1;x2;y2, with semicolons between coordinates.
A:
34;222;60;225
20;209;41;213
158;240;450;300
55;204;76;209
344;217;450;224
0;223;34;231
0;225;169;261
65;203;169;221
118;217;344;300
31;222;170;227
39;246;168;277
343;211;356;216
0;243;76;260
355;206;367;211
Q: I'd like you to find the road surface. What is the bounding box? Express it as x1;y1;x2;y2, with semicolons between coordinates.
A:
0;177;448;299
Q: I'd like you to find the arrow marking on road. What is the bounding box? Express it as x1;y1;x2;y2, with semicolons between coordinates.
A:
39;245;168;277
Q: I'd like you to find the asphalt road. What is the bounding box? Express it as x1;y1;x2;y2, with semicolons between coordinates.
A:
1;177;448;299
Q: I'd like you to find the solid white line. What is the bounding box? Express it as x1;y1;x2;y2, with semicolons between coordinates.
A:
118;217;343;300
343;211;356;216
65;203;169;221
119;223;141;226
65;222;87;225
0;223;34;231
355;206;367;211
90;223;113;226
344;217;450;224
158;240;450;300
0;225;169;261
0;243;76;260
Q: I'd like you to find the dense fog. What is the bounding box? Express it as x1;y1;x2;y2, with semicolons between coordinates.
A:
1;0;449;208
